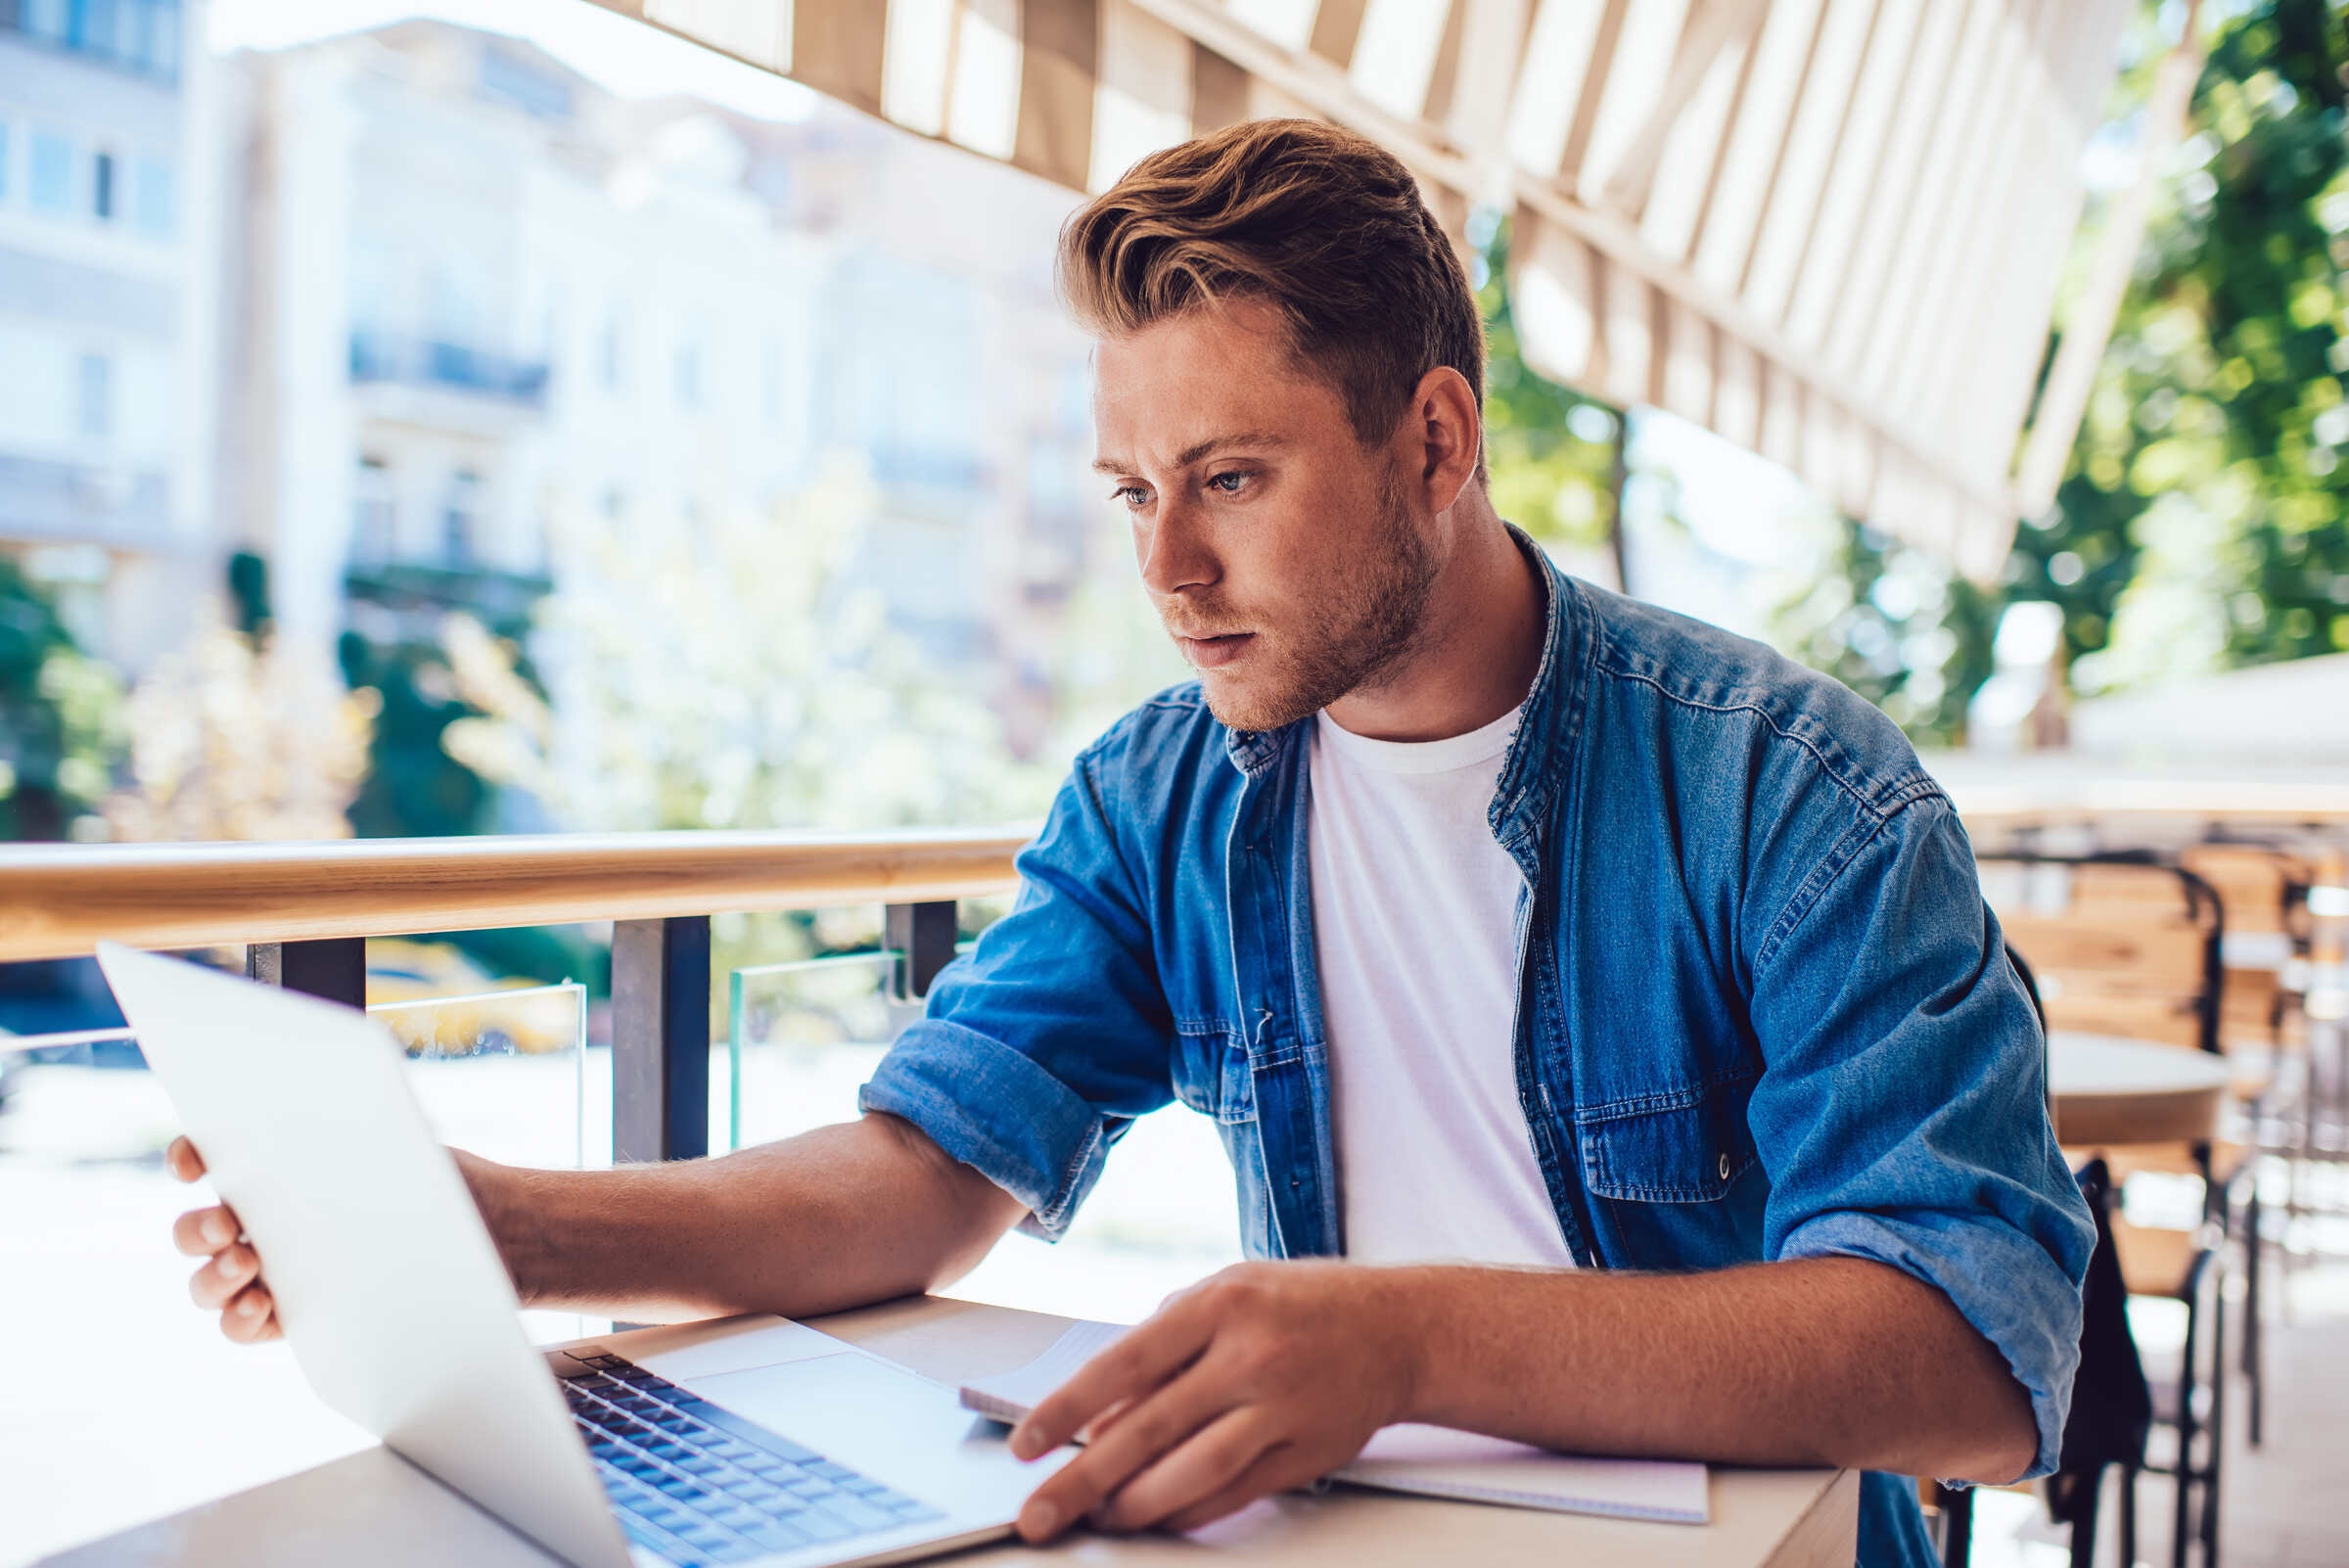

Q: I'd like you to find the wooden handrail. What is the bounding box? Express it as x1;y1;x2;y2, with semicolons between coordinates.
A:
3;777;2344;967
0;828;1034;964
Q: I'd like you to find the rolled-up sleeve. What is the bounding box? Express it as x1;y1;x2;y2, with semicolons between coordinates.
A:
1748;793;2095;1480
859;747;1174;1239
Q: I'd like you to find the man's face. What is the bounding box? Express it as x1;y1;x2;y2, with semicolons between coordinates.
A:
1091;300;1437;733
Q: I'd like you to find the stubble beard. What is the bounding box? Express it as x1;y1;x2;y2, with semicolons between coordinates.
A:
1183;468;1440;734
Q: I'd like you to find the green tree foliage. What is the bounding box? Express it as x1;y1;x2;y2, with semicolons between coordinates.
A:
334;559;588;986
439;462;1049;835
0;559;124;840
2017;0;2349;689
1752;0;2349;744
1772;525;2002;741
1470;216;1624;554
337;562;552;840
340;631;499;839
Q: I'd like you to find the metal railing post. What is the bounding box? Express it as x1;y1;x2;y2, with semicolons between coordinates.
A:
246;938;366;1008
886;901;958;1002
613;916;711;1164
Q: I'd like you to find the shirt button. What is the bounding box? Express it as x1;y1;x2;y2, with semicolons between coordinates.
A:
1717;1152;1731;1181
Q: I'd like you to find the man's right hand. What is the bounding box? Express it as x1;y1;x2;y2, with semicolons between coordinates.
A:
167;1136;282;1343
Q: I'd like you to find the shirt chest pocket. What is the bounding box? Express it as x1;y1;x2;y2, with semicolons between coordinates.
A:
1575;1077;1759;1203
1170;1022;1258;1125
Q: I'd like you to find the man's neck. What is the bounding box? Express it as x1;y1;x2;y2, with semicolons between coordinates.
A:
1323;492;1546;744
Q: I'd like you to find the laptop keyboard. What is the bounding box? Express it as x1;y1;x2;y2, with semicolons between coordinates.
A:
556;1353;946;1564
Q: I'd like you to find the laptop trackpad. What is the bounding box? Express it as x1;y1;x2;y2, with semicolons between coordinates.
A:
683;1354;1065;1519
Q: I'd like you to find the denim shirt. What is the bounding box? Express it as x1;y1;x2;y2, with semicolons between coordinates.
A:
862;539;2094;1568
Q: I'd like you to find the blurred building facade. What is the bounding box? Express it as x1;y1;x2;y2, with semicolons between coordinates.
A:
209;19;1103;756
0;0;220;669
1;9;1109;789
214;23;829;647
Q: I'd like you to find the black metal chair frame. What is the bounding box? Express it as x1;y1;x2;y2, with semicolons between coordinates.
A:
1944;852;2244;1568
2186;835;2337;1435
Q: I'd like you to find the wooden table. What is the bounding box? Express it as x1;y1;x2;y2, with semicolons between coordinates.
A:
43;1296;1855;1568
2049;1031;2232;1147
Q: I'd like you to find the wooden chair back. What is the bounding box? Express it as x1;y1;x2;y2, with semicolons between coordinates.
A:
2188;842;2315;1032
1978;853;2223;1057
1981;853;2231;1279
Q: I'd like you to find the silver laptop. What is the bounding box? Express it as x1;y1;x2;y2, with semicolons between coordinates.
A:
98;942;1071;1568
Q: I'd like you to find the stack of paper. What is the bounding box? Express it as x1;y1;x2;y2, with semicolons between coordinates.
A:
959;1318;1128;1424
957;1319;1709;1526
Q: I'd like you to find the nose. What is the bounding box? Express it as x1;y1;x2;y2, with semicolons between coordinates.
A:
1141;490;1230;600
1136;492;1219;599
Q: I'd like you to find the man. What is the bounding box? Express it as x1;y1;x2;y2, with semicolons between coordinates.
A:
171;119;2092;1567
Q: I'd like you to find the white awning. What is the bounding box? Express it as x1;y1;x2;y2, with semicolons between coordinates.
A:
590;0;2134;579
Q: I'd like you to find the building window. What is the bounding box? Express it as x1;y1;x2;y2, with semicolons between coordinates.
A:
424;257;488;346
30;131;73;213
762;336;783;427
133;157;173;236
442;470;482;565
76;353;112;438
348;231;398;335
352;456;396;563
0;125;10;205
23;0;70;43
92;151;115;220
141;0;184;78
674;336;703;409
19;0;182;79
601;485;626;522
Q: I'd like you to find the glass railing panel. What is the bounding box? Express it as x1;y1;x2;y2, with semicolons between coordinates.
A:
0;1026;163;1163
370;980;591;1172
368;981;596;1343
0;977;594;1173
945;1106;1243;1324
723;951;917;1155
717;901;1242;1323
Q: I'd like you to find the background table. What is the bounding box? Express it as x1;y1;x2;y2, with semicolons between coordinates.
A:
43;1295;1854;1568
2049;1030;2233;1147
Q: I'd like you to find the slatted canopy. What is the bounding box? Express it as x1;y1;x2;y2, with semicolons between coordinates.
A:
591;0;2137;579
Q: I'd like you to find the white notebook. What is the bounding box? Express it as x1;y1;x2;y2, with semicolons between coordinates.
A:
958;1319;1709;1526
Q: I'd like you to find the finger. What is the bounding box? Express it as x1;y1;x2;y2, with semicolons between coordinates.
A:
1162;1442;1319;1535
165;1136;207;1182
1013;1307;1214;1459
172;1204;241;1258
219;1281;281;1344
1095;1407;1276;1533
1016;1367;1227;1542
1077;1395;1138;1445
189;1242;260;1311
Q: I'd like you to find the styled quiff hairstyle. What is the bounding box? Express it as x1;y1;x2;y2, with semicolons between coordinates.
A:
1058;118;1485;455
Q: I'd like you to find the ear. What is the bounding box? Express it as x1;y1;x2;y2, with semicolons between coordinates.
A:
1409;366;1484;515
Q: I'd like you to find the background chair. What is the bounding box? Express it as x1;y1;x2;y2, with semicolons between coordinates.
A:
1979;852;2239;1568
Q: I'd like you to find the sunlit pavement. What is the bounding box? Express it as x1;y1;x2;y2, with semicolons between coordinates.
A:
0;1048;1239;1566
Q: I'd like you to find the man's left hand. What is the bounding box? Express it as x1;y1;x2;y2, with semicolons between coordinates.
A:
1006;1260;1424;1541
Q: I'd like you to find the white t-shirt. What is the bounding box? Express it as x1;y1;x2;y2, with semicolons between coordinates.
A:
1308;705;1577;1268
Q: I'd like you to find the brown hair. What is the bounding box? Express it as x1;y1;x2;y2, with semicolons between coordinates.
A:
1058;118;1485;454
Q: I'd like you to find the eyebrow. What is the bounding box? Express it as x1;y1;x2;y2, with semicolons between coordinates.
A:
1091;431;1289;477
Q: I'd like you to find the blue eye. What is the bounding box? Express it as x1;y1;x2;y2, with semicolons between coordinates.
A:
1111;484;1150;507
1207;472;1248;494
